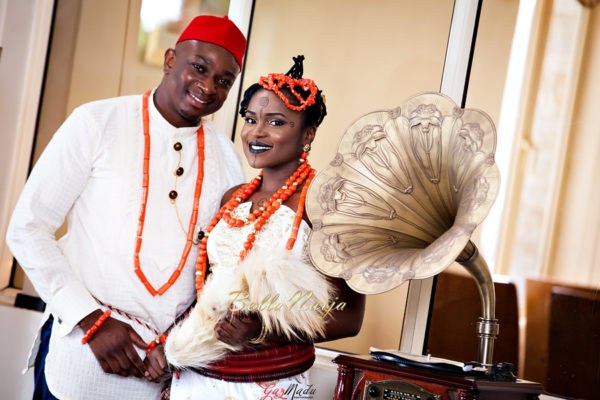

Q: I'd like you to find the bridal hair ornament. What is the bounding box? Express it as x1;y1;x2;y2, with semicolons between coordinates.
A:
258;55;318;112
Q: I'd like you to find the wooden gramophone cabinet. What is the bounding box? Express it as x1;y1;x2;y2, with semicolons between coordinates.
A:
332;354;545;400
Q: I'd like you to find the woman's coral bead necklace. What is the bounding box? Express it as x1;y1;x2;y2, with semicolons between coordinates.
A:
134;90;205;296
195;156;316;299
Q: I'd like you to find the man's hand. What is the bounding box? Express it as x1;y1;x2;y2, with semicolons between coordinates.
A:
215;310;261;346
144;344;170;382
79;310;148;378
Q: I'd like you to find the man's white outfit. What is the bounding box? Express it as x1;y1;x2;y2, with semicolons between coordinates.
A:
6;91;244;399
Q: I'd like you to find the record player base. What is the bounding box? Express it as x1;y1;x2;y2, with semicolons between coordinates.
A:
333;355;545;400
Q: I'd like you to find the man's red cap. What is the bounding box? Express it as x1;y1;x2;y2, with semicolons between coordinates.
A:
176;15;246;68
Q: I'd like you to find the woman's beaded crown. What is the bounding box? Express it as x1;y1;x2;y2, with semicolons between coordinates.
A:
258;55;319;112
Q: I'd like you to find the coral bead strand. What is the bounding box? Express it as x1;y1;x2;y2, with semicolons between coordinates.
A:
195;160;314;299
81;310;111;344
146;334;167;354
135;90;205;296
286;168;316;250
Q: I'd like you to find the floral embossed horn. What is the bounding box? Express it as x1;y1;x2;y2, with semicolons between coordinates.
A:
305;92;500;368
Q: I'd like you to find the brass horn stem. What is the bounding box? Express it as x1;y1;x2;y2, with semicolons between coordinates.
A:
457;241;499;368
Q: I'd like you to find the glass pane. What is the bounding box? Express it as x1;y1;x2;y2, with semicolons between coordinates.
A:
236;0;455;354
137;0;230;66
508;1;581;280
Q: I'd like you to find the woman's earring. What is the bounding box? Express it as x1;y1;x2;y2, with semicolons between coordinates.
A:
300;143;311;164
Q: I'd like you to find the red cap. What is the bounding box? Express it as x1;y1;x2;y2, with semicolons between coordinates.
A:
176;15;246;68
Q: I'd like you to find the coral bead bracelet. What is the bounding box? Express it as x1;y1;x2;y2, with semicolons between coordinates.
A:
146;334;167;354
81;310;111;344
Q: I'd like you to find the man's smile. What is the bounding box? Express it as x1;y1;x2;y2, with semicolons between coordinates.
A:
188;91;209;105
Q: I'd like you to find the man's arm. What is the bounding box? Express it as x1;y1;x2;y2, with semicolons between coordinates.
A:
6;106;100;333
6;105;149;378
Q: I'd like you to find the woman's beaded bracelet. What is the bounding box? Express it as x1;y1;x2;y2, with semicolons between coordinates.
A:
81;310;111;344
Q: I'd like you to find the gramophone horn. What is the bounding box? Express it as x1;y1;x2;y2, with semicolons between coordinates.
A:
306;92;500;367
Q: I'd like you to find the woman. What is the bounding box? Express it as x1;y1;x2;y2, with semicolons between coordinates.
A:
165;56;365;399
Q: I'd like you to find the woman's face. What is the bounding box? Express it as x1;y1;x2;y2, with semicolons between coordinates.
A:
240;89;314;170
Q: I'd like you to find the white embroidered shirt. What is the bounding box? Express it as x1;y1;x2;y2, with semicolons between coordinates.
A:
6;91;244;399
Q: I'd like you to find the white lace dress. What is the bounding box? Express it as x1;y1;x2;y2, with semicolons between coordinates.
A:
170;202;316;399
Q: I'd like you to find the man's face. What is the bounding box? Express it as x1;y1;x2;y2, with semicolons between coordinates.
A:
157;40;240;127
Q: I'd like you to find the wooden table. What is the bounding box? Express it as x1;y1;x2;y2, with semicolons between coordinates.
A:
333;354;545;400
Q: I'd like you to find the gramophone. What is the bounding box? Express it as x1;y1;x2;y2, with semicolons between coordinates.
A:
305;92;545;399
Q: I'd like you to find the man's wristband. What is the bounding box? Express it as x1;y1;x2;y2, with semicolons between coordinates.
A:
146;334;167;354
81;310;111;344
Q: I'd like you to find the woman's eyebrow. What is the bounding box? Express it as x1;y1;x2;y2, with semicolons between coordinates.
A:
264;112;287;118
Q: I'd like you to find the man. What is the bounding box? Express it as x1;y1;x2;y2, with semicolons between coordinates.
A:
6;15;246;399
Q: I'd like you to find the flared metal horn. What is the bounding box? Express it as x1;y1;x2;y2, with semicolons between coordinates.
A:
306;92;500;367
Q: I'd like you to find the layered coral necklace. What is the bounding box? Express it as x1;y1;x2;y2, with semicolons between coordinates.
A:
134;90;205;296
195;157;315;299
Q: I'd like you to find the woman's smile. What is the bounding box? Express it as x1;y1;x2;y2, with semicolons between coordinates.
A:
248;141;273;154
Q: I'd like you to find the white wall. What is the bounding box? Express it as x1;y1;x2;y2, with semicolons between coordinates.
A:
0;306;42;399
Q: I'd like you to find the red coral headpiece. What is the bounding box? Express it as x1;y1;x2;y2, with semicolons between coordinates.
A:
258;55;319;112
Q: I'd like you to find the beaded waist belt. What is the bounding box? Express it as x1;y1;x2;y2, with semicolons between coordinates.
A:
94;297;193;337
94;298;160;335
192;342;315;382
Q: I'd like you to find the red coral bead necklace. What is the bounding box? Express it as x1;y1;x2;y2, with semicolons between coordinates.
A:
195;156;315;299
134;90;205;296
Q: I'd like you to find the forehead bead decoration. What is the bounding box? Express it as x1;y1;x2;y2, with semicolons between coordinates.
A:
240;55;326;128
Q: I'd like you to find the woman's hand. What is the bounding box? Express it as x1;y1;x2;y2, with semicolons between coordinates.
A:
79;310;148;378
144;344;170;382
215;310;262;346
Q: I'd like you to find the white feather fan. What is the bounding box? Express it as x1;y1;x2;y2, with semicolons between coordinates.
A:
165;248;334;369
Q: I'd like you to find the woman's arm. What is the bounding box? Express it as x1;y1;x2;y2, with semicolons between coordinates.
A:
215;276;365;345
317;277;365;342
